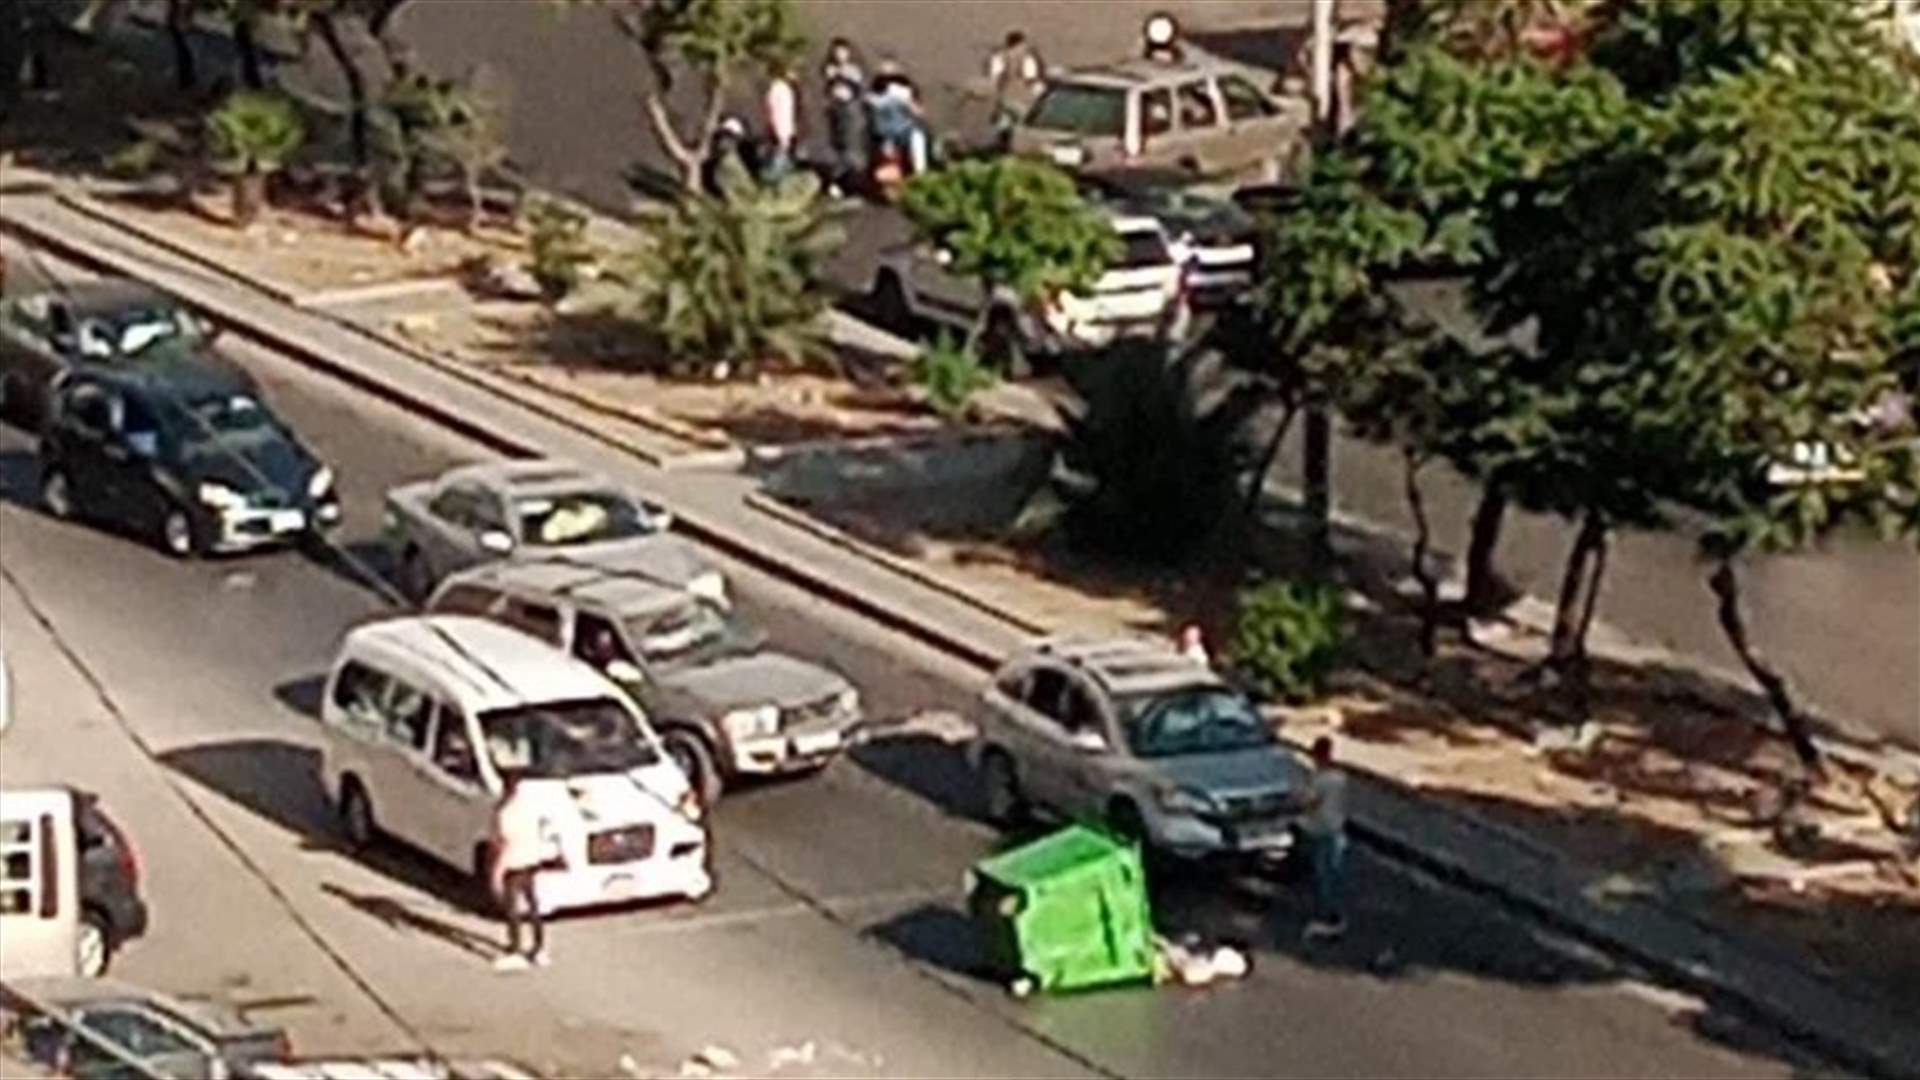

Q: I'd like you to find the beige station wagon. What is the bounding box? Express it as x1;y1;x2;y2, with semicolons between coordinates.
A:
1009;54;1310;182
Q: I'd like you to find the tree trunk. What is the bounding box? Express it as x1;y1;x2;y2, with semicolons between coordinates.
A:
645;90;711;192
231;169;265;225
164;0;197;91
1242;401;1300;517
1548;511;1607;668
1708;558;1824;772
233;15;265;89
312;14;367;168
1404;451;1441;659
1303;407;1333;573
1463;483;1510;617
462;165;483;231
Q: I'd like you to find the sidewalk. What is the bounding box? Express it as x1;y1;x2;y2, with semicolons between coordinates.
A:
3;187;1916;1080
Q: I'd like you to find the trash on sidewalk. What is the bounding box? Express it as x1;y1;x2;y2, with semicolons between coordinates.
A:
1152;933;1253;987
967;824;1157;997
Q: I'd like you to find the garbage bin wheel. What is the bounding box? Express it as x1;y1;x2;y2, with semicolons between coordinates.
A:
980;749;1028;827
1009;975;1036;999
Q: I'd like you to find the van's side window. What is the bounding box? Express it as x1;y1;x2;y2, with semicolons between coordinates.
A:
331;662;390;732
1;818;39;915
384;679;434;752
431;584;500;617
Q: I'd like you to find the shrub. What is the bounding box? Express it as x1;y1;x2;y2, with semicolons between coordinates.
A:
204;89;305;225
612;158;841;377
912;333;998;420
525;197;594;299
1227;579;1348;703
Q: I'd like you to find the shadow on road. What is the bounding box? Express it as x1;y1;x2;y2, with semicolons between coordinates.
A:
320;882;502;960
157;736;495;915
864;903;997;986
273;674;327;723
848;731;990;827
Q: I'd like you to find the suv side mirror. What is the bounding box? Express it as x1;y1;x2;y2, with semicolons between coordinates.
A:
478;529;515;554
1069;729;1108;754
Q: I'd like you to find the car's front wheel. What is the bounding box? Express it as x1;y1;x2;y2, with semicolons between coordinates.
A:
76;908;113;978
663;727;723;809
159;505;201;559
40;466;76;520
338;779;378;852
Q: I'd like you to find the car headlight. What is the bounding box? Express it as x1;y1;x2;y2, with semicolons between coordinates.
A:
1156;785;1217;816
198;481;247;509
688;571;728;607
719;704;780;741
308;466;334;498
835;687;861;717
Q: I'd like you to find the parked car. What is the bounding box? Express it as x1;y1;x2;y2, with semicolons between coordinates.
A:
319;614;714;912
427;555;863;806
1078;168;1261;307
382;459;722;605
972;636;1310;863
868;212;1189;368
1009;54;1309;182
75;793;148;979
0;280;239;427
37;359;341;557
6;976;288;1080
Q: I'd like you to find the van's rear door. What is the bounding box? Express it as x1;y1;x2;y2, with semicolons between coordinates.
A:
0;788;81;978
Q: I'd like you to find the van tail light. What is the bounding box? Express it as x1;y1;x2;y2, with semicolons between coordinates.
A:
273;1032;293;1060
101;814;139;892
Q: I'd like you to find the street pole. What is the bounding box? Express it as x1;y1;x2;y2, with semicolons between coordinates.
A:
1303;0;1336;572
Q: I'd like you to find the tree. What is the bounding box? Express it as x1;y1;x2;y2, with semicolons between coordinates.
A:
566;0;805;192
899;157;1119;370
204;88;305;225
603;158;840;377
412;73;509;228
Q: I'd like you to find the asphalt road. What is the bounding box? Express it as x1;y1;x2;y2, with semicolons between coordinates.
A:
0;243;1833;1076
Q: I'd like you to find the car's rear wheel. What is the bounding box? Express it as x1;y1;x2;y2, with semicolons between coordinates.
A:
76;908;113;978
159;505;200;559
338;779;377;851
980;750;1028;828
663;727;723;809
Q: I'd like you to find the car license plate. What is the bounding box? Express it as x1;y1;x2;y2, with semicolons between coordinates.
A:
1049;144;1086;167
790;729;842;757
269;509;305;533
1234;820;1292;845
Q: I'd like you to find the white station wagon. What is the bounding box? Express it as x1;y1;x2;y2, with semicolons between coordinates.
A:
320;615;713;914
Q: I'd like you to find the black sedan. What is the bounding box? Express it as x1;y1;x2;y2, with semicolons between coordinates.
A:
0;279;242;426
37;358;341;557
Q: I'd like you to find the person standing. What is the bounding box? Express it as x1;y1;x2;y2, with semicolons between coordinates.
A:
1297;736;1350;939
1177;625;1211;667
986;31;1045;143
490;772;555;971
762;63;799;182
820;38;865;195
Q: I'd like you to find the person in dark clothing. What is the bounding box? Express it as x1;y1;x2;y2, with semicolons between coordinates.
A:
821;37;866;194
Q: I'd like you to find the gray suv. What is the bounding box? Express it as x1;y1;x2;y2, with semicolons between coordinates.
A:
427;554;862;805
972;636;1308;861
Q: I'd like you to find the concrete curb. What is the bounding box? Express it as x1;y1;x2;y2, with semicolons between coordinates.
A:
6;195;1912;1080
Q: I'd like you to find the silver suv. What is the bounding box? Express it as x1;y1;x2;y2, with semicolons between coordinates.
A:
972;636;1309;860
427;554;862;806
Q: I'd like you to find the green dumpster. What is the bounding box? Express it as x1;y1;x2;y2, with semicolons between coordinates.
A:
967;824;1157;996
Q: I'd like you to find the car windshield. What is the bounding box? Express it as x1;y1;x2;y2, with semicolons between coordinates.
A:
515;489;656;547
625;599;743;667
1124;687;1274;758
480;697;658;778
1026;83;1128;137
78;304;206;359
169;393;282;451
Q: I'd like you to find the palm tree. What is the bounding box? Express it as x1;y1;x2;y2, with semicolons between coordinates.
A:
205;89;305;226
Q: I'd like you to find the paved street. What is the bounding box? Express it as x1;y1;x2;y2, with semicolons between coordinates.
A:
0;237;1834;1076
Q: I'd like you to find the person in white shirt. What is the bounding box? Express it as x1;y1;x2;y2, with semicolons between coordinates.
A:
1177;625;1211;667
762;65;799;181
490;772;556;971
986;30;1046;142
1296;736;1350;939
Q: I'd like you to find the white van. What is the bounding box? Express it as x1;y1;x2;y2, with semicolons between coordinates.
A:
319;615;713;913
0;788;82;978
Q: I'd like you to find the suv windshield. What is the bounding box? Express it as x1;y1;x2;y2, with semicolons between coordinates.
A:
1124;687;1273;758
480;697;658;777
626;599;744;667
515;490;655;547
1026;83;1128;137
78;305;207;359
